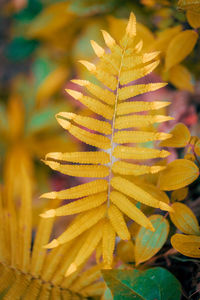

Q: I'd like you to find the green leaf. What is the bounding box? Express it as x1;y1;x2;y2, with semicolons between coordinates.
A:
14;0;43;22
26;104;65;134
5;37;38;61
102;267;181;300
135;215;169;265
32;56;55;90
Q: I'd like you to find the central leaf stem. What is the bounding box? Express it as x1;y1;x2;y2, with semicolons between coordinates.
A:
107;46;127;208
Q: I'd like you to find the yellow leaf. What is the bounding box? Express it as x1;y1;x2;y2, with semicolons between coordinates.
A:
36;67;68;105
171;187;188;201
165;30;198;71
186;10;200;28
194;139;200;156
178;0;200;12
171;233;200;258
158;159;199;190
135;215;169;265
116;240;135;264
170;202;200;235
149;25;182;53
169;64;194;93
160;123;191;148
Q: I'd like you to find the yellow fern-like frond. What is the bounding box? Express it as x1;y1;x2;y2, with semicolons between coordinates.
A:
41;12;174;271
0;180;103;299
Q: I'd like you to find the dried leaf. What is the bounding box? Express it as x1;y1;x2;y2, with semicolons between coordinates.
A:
170;202;200;235
165;30;198;71
158;159;199;190
135;215;169;265
171;233;200;258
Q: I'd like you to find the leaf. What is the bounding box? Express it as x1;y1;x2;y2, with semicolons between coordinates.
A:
165;30;198;71
186;10;200;28
160;123;191;148
149;25;182;53
5;37;38;61
135;215;169;265
27;2;73;39
102;267;181;300
116;240;135;264
69;0;116;16
158;159;199;190
171;187;188;201
36;66;68;104
170;202;200;235
14;0;43;22
178;0;200;12
194;139;200;156
169;64;194;93
171;233;200;258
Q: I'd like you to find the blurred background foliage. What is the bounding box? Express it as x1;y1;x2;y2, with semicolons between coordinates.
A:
0;1;200;298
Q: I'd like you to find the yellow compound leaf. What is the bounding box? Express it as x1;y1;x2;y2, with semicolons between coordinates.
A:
158;159;199;190
66;221;103;276
115;114;173;129
72;79;115;105
113;145;170;160
117;101;170;115
57;112;112;135
41;192;107;218
165;30;198;71
119;60;160;85
135;215;169;265
41;179;108;200
114;130;171;144
160;123;191;147
170;202;200;235
111;177;172;212
43;160;109;178
171;233;200;258
57;119;111;149
102;220;116;269
119;83;167;100
110;191;155;231
112;161;165;176
169;64;194;93
108;204;131;240
45;151;110;165
186;9;200;28
45;205;106;247
171;187;188;201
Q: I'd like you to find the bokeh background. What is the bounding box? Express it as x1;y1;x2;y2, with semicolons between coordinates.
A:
0;1;200;297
